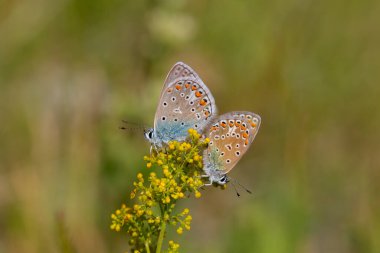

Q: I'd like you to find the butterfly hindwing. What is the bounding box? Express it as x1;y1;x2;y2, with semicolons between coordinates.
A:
203;111;260;174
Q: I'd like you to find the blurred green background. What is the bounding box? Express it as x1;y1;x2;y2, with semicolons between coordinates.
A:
1;0;380;252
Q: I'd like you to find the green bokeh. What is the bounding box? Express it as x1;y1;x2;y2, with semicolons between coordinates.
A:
1;0;379;252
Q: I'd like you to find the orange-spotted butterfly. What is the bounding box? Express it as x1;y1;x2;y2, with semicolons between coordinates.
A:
202;111;261;185
144;62;218;148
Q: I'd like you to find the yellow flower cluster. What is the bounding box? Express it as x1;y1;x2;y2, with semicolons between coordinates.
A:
110;129;209;253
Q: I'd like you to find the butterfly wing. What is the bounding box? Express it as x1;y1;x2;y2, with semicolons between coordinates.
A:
160;62;202;98
153;77;217;144
203;111;261;174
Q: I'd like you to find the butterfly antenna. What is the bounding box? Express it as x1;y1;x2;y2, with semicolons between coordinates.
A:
229;179;241;197
120;120;147;132
232;178;252;194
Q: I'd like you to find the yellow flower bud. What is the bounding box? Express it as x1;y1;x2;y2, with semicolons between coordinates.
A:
115;224;121;232
176;227;183;235
157;160;163;165
146;162;152;168
195;191;201;198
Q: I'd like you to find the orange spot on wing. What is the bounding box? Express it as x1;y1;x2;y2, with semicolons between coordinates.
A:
175;85;181;90
229;122;234;127
185;83;190;88
235;122;241;127
167;88;173;93
245;139;249;145
243;132;249;138
204;111;210;116
191;85;197;91
199;99;207;106
221;122;227;128
250;122;257;127
195;91;202;97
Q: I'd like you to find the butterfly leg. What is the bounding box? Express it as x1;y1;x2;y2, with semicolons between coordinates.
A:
203;178;213;186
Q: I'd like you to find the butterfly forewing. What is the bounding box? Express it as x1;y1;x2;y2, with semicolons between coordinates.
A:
154;77;217;143
204;112;261;174
161;62;201;97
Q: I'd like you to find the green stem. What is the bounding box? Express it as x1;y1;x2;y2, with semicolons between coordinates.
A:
145;240;151;253
155;218;166;253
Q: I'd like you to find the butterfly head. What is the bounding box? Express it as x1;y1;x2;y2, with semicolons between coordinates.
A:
144;128;154;142
217;174;230;185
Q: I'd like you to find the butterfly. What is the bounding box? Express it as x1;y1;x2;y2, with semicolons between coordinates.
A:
202;111;261;185
144;62;218;148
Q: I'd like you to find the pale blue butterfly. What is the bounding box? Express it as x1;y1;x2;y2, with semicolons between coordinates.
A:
145;62;218;148
202;111;261;185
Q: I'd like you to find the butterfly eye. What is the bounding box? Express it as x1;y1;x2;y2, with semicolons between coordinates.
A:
174;118;178;122
190;101;194;105
226;159;231;164
161;116;166;121
185;95;190;100
220;152;225;156
235;144;240;148
180;93;185;97
235;151;240;156
191;108;195;112
221;135;225;140
171;97;176;102
163;102;168;107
